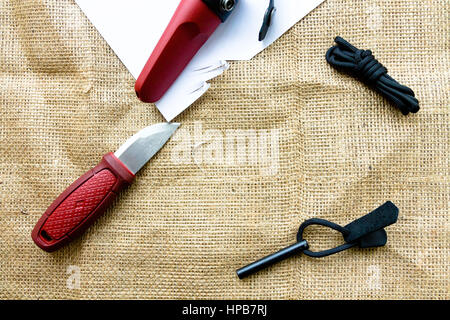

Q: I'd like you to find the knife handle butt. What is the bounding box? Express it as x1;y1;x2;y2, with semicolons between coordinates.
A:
135;0;221;103
31;153;135;252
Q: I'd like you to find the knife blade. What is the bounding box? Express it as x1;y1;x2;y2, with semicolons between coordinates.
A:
31;122;180;252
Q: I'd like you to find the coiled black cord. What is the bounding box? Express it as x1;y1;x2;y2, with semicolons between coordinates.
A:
326;36;419;115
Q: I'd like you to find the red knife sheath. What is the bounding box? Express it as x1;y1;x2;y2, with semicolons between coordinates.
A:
135;0;238;103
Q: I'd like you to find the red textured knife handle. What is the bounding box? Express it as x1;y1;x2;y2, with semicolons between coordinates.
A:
31;153;135;252
135;0;221;103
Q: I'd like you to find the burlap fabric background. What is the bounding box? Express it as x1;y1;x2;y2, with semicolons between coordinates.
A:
0;0;448;299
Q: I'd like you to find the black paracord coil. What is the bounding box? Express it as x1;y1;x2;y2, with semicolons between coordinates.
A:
326;36;419;115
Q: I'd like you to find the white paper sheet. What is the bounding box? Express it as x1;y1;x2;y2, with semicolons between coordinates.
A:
76;0;325;120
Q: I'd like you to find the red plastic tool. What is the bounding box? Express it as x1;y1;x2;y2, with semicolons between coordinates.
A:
135;0;238;103
32;123;180;252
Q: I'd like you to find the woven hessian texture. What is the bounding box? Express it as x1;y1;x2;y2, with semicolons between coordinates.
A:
0;0;448;299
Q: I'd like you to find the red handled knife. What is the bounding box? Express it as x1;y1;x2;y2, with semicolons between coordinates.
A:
135;0;239;103
32;122;180;252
